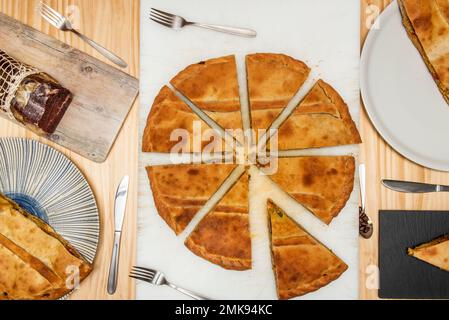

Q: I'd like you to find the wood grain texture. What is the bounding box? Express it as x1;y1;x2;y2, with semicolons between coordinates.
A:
0;11;138;163
0;0;139;300
360;0;449;300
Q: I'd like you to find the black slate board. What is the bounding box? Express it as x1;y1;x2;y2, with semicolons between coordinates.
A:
379;211;449;299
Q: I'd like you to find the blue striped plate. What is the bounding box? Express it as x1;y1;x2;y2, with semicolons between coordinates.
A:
0;137;99;264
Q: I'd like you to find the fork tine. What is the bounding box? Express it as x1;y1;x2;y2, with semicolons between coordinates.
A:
39;5;62;25
39;3;57;18
150;17;172;28
150;12;173;24
130;270;153;277
130;271;156;281
132;266;157;273
132;268;156;276
150;10;172;19
40;11;59;27
151;8;176;19
40;3;65;25
130;271;155;280
132;267;156;277
131;269;156;279
41;2;64;20
41;12;60;25
129;275;153;283
150;15;172;26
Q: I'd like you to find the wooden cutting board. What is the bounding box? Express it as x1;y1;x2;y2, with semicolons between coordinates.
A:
379;211;449;299
0;12;139;163
360;0;449;300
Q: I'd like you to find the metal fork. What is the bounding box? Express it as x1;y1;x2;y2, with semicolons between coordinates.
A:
130;266;210;300
37;2;128;68
150;8;257;38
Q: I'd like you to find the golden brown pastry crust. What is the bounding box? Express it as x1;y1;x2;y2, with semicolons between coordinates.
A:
185;173;251;271
0;244;54;300
170;55;241;112
142;86;224;153
247;53;311;130
274;80;362;150
147;164;237;235
143;54;359;294
398;0;449;104
0;194;92;300
0;233;62;285
266;156;356;225
408;234;449;272
267;200;348;300
170;55;243;130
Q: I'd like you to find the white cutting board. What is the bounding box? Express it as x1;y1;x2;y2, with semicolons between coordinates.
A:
138;0;361;300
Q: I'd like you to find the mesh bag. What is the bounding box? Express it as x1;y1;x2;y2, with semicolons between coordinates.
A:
0;50;39;119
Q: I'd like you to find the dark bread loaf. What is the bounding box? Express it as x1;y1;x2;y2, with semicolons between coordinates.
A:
0;50;73;134
10;73;73;134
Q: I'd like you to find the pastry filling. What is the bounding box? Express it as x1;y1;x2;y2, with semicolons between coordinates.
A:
410;234;449;254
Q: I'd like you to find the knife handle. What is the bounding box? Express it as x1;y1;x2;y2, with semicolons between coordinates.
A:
107;232;122;295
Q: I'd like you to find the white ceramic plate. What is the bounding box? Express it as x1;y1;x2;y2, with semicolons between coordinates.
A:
361;1;449;172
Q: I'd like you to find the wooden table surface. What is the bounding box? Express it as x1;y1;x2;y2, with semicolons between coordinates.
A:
0;0;139;300
360;0;449;300
1;0;447;301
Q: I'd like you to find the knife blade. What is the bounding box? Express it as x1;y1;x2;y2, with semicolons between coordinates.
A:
107;175;129;295
382;180;449;193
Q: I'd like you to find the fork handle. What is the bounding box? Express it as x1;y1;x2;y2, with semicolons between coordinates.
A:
167;282;210;300
190;23;257;38
71;29;128;68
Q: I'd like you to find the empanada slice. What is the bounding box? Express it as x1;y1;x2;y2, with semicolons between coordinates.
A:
408;234;449;272
147;164;237;235
266;156;356;225
142;86;225;153
247;53;311;131
0;194;92;300
273;80;361;151
0;243;54;300
185;172;251;271
268;200;348;300
170;55;243;131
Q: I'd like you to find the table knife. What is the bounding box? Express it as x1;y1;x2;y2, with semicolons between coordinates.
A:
107;175;130;295
382;180;449;193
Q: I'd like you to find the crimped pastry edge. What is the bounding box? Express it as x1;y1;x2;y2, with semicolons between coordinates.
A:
185;234;252;271
246;53;312;111
315;80;362;145
277;262;348;300
270;156;356;225
146;164;238;235
267;200;348;300
170;55;242;113
322;156;356;225
184;172;251;271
